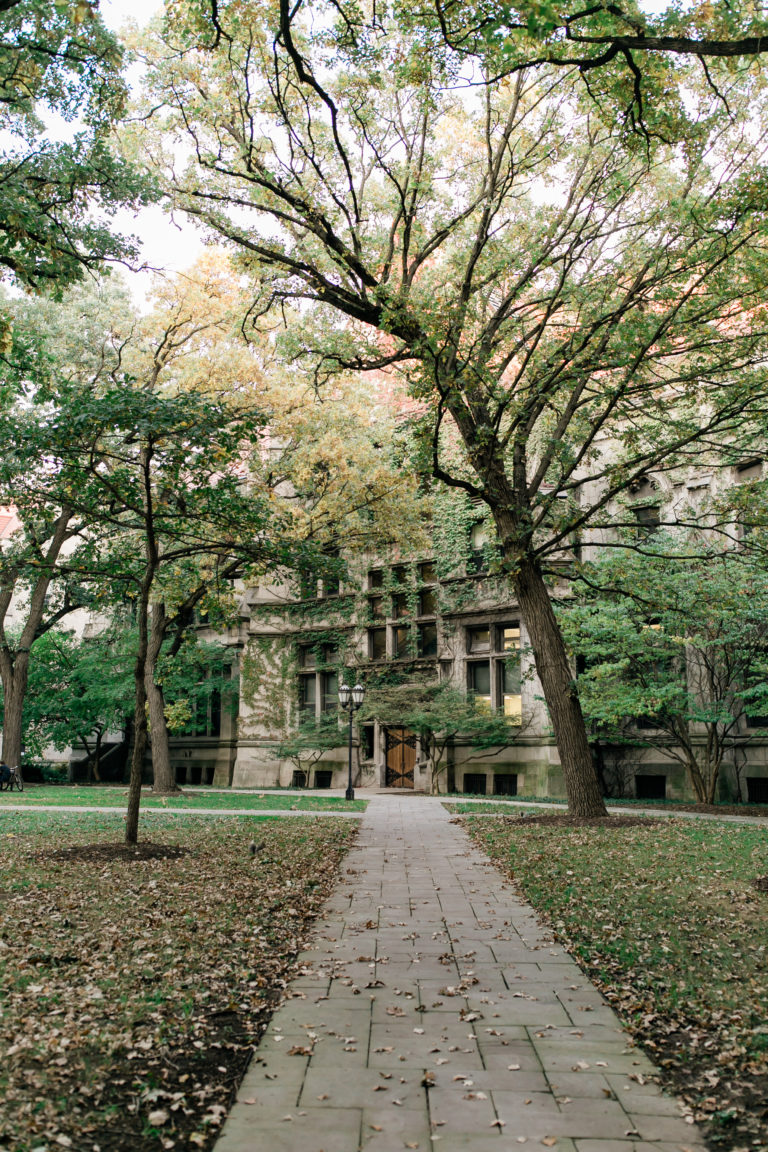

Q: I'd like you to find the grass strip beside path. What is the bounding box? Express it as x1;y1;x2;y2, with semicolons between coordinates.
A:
461;813;768;1152
0;810;357;1152
0;785;366;811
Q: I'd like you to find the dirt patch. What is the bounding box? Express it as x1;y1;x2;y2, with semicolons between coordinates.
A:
43;840;190;863
751;874;768;893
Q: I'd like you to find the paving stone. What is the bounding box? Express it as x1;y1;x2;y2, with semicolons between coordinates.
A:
214;797;708;1152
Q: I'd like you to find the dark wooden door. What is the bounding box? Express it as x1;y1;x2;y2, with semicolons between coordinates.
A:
385;728;417;788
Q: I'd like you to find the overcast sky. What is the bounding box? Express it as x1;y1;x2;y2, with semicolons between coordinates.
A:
99;0;206;306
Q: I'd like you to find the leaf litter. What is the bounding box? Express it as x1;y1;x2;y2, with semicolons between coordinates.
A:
0;810;357;1152
462;814;768;1152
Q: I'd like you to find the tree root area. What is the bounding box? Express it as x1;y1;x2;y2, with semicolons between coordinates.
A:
43;840;190;863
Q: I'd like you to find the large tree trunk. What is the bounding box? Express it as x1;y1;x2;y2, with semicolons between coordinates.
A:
513;555;608;817
0;508;74;768
0;653;28;767
145;602;179;794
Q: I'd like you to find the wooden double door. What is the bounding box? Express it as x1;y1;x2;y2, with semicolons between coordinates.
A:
385;728;417;789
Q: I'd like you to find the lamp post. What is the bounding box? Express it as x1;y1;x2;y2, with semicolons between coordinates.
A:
339;681;365;800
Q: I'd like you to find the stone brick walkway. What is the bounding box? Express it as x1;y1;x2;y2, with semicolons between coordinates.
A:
215;796;707;1152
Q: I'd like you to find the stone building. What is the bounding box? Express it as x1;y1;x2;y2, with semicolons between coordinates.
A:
165;463;768;804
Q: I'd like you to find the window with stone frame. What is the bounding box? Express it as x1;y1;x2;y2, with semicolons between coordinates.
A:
365;559;439;663
298;644;340;719
466;622;522;721
467;522;490;574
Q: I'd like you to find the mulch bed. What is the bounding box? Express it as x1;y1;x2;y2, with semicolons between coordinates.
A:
44;841;190;863
505;813;658;828
469;813;661;828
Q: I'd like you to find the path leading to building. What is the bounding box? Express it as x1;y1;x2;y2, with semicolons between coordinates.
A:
215;794;707;1152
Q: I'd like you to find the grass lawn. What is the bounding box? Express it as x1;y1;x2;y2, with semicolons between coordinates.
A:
461;812;768;1152
0;810;357;1152
0;785;366;812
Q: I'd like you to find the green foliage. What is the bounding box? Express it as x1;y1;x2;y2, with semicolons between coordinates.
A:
399;0;768;141
155;636;237;735
560;543;768;801
270;715;343;773
11;626;134;761
0;0;154;291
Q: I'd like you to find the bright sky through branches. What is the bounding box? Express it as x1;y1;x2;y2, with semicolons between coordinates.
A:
99;0;204;304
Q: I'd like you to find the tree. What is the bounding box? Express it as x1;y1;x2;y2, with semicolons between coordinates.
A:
0;0;153;293
16;626;135;778
0;277;135;770
558;544;768;804
0;505;88;768
143;6;768;814
360;677;519;794
399;0;768;136
271;715;344;786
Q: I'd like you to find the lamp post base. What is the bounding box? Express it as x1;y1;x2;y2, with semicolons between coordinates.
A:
345;786;355;801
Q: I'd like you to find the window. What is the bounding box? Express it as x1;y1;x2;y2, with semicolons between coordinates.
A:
299;573;318;599
392;565;407;584
463;772;487;795
736;460;763;483
314;769;333;788
747;777;768;803
320;548;341;596
361;725;375;760
468;522;490;574
467;620;522;721
468;626;491;653
468;660;491;710
369;596;385;620
419;587;437;616
418;622;438;658
368;569;384;589
635;774;666;800
500;660;522;721
369;628;386;660
321;671;339;713
420;561;436;583
393;592;410;619
298;674;317;720
634;505;660;536
393;625;411;658
298;644;339;719
493;774;518;796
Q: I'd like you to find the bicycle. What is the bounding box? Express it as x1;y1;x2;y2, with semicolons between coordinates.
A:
0;766;23;792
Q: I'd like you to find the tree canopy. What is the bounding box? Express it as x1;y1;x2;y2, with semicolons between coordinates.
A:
138;2;768;813
559;544;768;803
0;0;153;292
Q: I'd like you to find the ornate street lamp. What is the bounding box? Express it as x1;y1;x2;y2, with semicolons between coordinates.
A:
338;681;365;800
